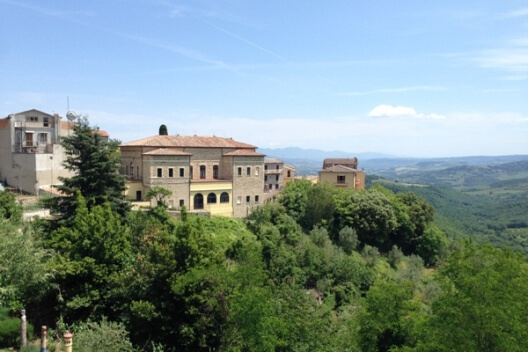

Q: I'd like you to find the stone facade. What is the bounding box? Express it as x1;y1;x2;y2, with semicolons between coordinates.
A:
120;134;266;218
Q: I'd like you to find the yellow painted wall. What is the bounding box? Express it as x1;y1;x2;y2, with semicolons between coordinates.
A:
319;171;357;189
190;181;233;217
125;180;143;200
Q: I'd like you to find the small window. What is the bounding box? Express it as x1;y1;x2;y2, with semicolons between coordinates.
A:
265;175;267;181
255;195;259;203
337;175;346;184
43;117;49;127
213;165;219;179
130;163;134;176
237;196;241;205
247;167;251;176
287;170;291;177
169;168;174;177
275;175;279;181
39;133;48;143
246;195;250;204
265;165;268;170
220;192;229;203
180;168;184;177
200;165;206;179
190;166;193;179
179;199;184;207
238;167;242;176
275;184;279;190
255;167;260;176
157;168;162;177
194;193;204;210
276;164;279;170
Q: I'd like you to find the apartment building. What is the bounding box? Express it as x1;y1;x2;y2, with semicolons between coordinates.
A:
319;158;365;190
120;134;266;218
0;109;76;194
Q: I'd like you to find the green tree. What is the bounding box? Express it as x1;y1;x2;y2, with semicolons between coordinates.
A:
146;186;172;207
57;116;128;221
47;193;132;322
0;191;22;224
159;124;168;135
416;244;528;352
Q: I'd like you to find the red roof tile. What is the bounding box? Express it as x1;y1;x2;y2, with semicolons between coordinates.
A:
143;148;192;156
223;149;265;156
122;135;257;149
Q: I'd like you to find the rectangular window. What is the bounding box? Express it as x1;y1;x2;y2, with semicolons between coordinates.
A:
265;175;267;181
276;165;279;170
179;199;184;207
200;165;206;179
255;195;259;203
43;117;49;127
169;168;174;177
275;184;279;190
180;168;184;177
275;175;279;181
337;175;346;184
238;167;242;176
255;167;260;176
39;133;48;143
237;196;241;205
25;132;33;147
157;168;162;177
246;195;250;204
213;165;219;179
247;167;251;176
287;170;291;177
265;165;268;170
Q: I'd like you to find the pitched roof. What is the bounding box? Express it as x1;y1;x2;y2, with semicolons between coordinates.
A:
223;149;265;157
3;109;54;118
60;121;109;137
322;165;358;173
121;135;257;149
143;148;192;156
323;158;358;165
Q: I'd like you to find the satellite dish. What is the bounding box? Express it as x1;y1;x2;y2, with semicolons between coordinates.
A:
66;111;77;121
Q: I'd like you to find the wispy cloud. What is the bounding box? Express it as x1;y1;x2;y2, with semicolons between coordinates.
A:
339;86;445;96
501;8;528;19
369;104;446;119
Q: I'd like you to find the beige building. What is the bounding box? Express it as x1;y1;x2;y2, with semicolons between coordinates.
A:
318;158;365;190
0;109;77;194
120;134;266;218
263;158;296;192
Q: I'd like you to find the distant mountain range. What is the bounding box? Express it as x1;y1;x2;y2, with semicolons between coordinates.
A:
258;147;528;177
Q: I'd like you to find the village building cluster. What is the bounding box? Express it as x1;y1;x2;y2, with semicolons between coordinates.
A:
1;109;365;217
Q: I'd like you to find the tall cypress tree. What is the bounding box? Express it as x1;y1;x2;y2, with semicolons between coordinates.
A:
57;116;129;221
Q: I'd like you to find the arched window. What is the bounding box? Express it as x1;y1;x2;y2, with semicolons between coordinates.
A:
220;192;230;203
194;193;204;210
207;193;217;204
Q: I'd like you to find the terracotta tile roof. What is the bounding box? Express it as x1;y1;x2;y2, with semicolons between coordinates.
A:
0;119;9;128
284;164;295;170
94;129;109;137
265;158;284;164
322;165;358;173
122;135;257;149
223;149;265;156
143;148;192;156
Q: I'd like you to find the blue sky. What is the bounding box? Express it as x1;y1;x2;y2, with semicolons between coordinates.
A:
1;0;527;157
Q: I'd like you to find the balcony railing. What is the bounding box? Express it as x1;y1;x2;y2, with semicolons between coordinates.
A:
14;121;54;128
264;168;282;174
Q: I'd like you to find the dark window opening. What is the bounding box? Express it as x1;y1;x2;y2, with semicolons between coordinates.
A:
169;168;174;177
194;193;204;210
247;167;251;176
200;165;206;179
180;168;184;177
213;165;219;179
337;175;346;184
157;168;162;177
238;167;242;176
207;193;217;204
246;195;250;204
220;192;229;203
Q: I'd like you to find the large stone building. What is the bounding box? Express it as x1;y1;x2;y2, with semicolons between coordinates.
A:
318;158;365;190
0;109;77;194
263;158;296;192
120;134;266;217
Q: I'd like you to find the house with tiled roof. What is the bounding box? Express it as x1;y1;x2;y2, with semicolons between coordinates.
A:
319;158;365;190
0;109;88;194
120;133;266;217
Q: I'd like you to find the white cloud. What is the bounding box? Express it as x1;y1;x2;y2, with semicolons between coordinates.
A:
502;8;528;19
368;104;446;119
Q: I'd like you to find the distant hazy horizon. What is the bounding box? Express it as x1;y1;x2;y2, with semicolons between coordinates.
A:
1;0;527;158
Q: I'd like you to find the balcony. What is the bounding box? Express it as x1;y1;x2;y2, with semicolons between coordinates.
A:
19;143;53;154
14;121;54;128
264;168;282;174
